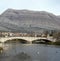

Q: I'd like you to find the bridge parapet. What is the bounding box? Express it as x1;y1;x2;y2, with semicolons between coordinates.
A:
0;37;55;43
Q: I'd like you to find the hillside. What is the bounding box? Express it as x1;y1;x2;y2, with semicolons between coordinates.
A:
0;9;60;32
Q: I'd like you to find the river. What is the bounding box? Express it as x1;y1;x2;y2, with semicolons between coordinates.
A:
0;43;60;61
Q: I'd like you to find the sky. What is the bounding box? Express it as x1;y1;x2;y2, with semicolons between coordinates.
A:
0;0;60;15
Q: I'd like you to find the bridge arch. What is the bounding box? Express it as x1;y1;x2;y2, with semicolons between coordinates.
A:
0;37;54;43
4;38;29;44
32;39;52;44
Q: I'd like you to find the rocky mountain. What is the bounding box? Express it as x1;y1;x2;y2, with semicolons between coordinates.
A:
0;8;60;32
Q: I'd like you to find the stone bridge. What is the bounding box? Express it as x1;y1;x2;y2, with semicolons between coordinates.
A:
0;37;56;43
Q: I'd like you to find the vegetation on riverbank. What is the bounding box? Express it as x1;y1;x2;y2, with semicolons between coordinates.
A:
42;40;60;45
52;31;60;45
52;41;60;45
0;47;3;53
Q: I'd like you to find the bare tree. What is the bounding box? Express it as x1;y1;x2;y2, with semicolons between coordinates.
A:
53;31;60;41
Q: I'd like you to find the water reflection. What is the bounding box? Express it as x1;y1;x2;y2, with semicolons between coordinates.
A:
14;52;32;61
0;43;60;61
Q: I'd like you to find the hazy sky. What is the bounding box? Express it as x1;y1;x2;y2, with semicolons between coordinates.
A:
0;0;60;15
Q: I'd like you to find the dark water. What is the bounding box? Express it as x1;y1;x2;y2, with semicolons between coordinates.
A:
0;43;60;61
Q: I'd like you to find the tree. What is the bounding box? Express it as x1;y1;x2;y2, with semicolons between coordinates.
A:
43;30;49;37
53;31;60;41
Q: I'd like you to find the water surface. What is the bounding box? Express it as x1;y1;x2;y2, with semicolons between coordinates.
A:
0;43;60;61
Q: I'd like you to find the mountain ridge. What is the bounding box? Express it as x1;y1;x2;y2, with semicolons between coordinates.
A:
0;8;60;32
